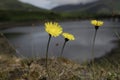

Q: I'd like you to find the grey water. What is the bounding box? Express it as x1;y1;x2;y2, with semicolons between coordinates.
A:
1;20;120;62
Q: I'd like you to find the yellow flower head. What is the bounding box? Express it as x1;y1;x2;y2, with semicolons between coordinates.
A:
62;33;75;41
91;20;104;27
45;22;63;37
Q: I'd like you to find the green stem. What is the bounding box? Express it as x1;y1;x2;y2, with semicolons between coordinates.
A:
92;30;98;80
46;34;51;79
92;29;98;62
92;26;98;80
60;38;68;57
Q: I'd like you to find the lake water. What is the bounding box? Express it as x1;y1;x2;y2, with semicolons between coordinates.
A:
1;20;120;62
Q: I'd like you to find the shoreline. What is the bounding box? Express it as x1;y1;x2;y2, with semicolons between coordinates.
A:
0;21;43;30
0;19;90;30
0;19;117;30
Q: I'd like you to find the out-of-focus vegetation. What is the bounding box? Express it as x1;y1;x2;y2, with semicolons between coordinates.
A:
60;12;120;20
0;10;61;22
0;0;60;23
0;0;120;23
1;10;120;23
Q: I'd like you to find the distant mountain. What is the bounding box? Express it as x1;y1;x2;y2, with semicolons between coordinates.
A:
52;0;120;14
0;0;46;11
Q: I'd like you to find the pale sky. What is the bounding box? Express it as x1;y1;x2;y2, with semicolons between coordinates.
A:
19;0;98;9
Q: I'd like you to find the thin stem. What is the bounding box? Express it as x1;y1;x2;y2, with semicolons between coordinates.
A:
92;29;97;62
60;39;68;57
114;31;120;40
31;24;35;59
46;34;51;79
0;33;25;58
91;29;98;80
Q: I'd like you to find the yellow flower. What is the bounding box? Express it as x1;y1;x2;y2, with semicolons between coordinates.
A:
45;22;63;37
62;33;75;41
91;20;104;27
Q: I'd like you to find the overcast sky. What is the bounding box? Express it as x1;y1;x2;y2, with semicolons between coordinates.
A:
19;0;98;9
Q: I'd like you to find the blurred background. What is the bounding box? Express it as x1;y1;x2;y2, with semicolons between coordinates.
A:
0;0;120;25
0;0;120;62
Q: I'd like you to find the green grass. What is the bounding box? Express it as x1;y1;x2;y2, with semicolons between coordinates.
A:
1;9;120;23
0;10;61;22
